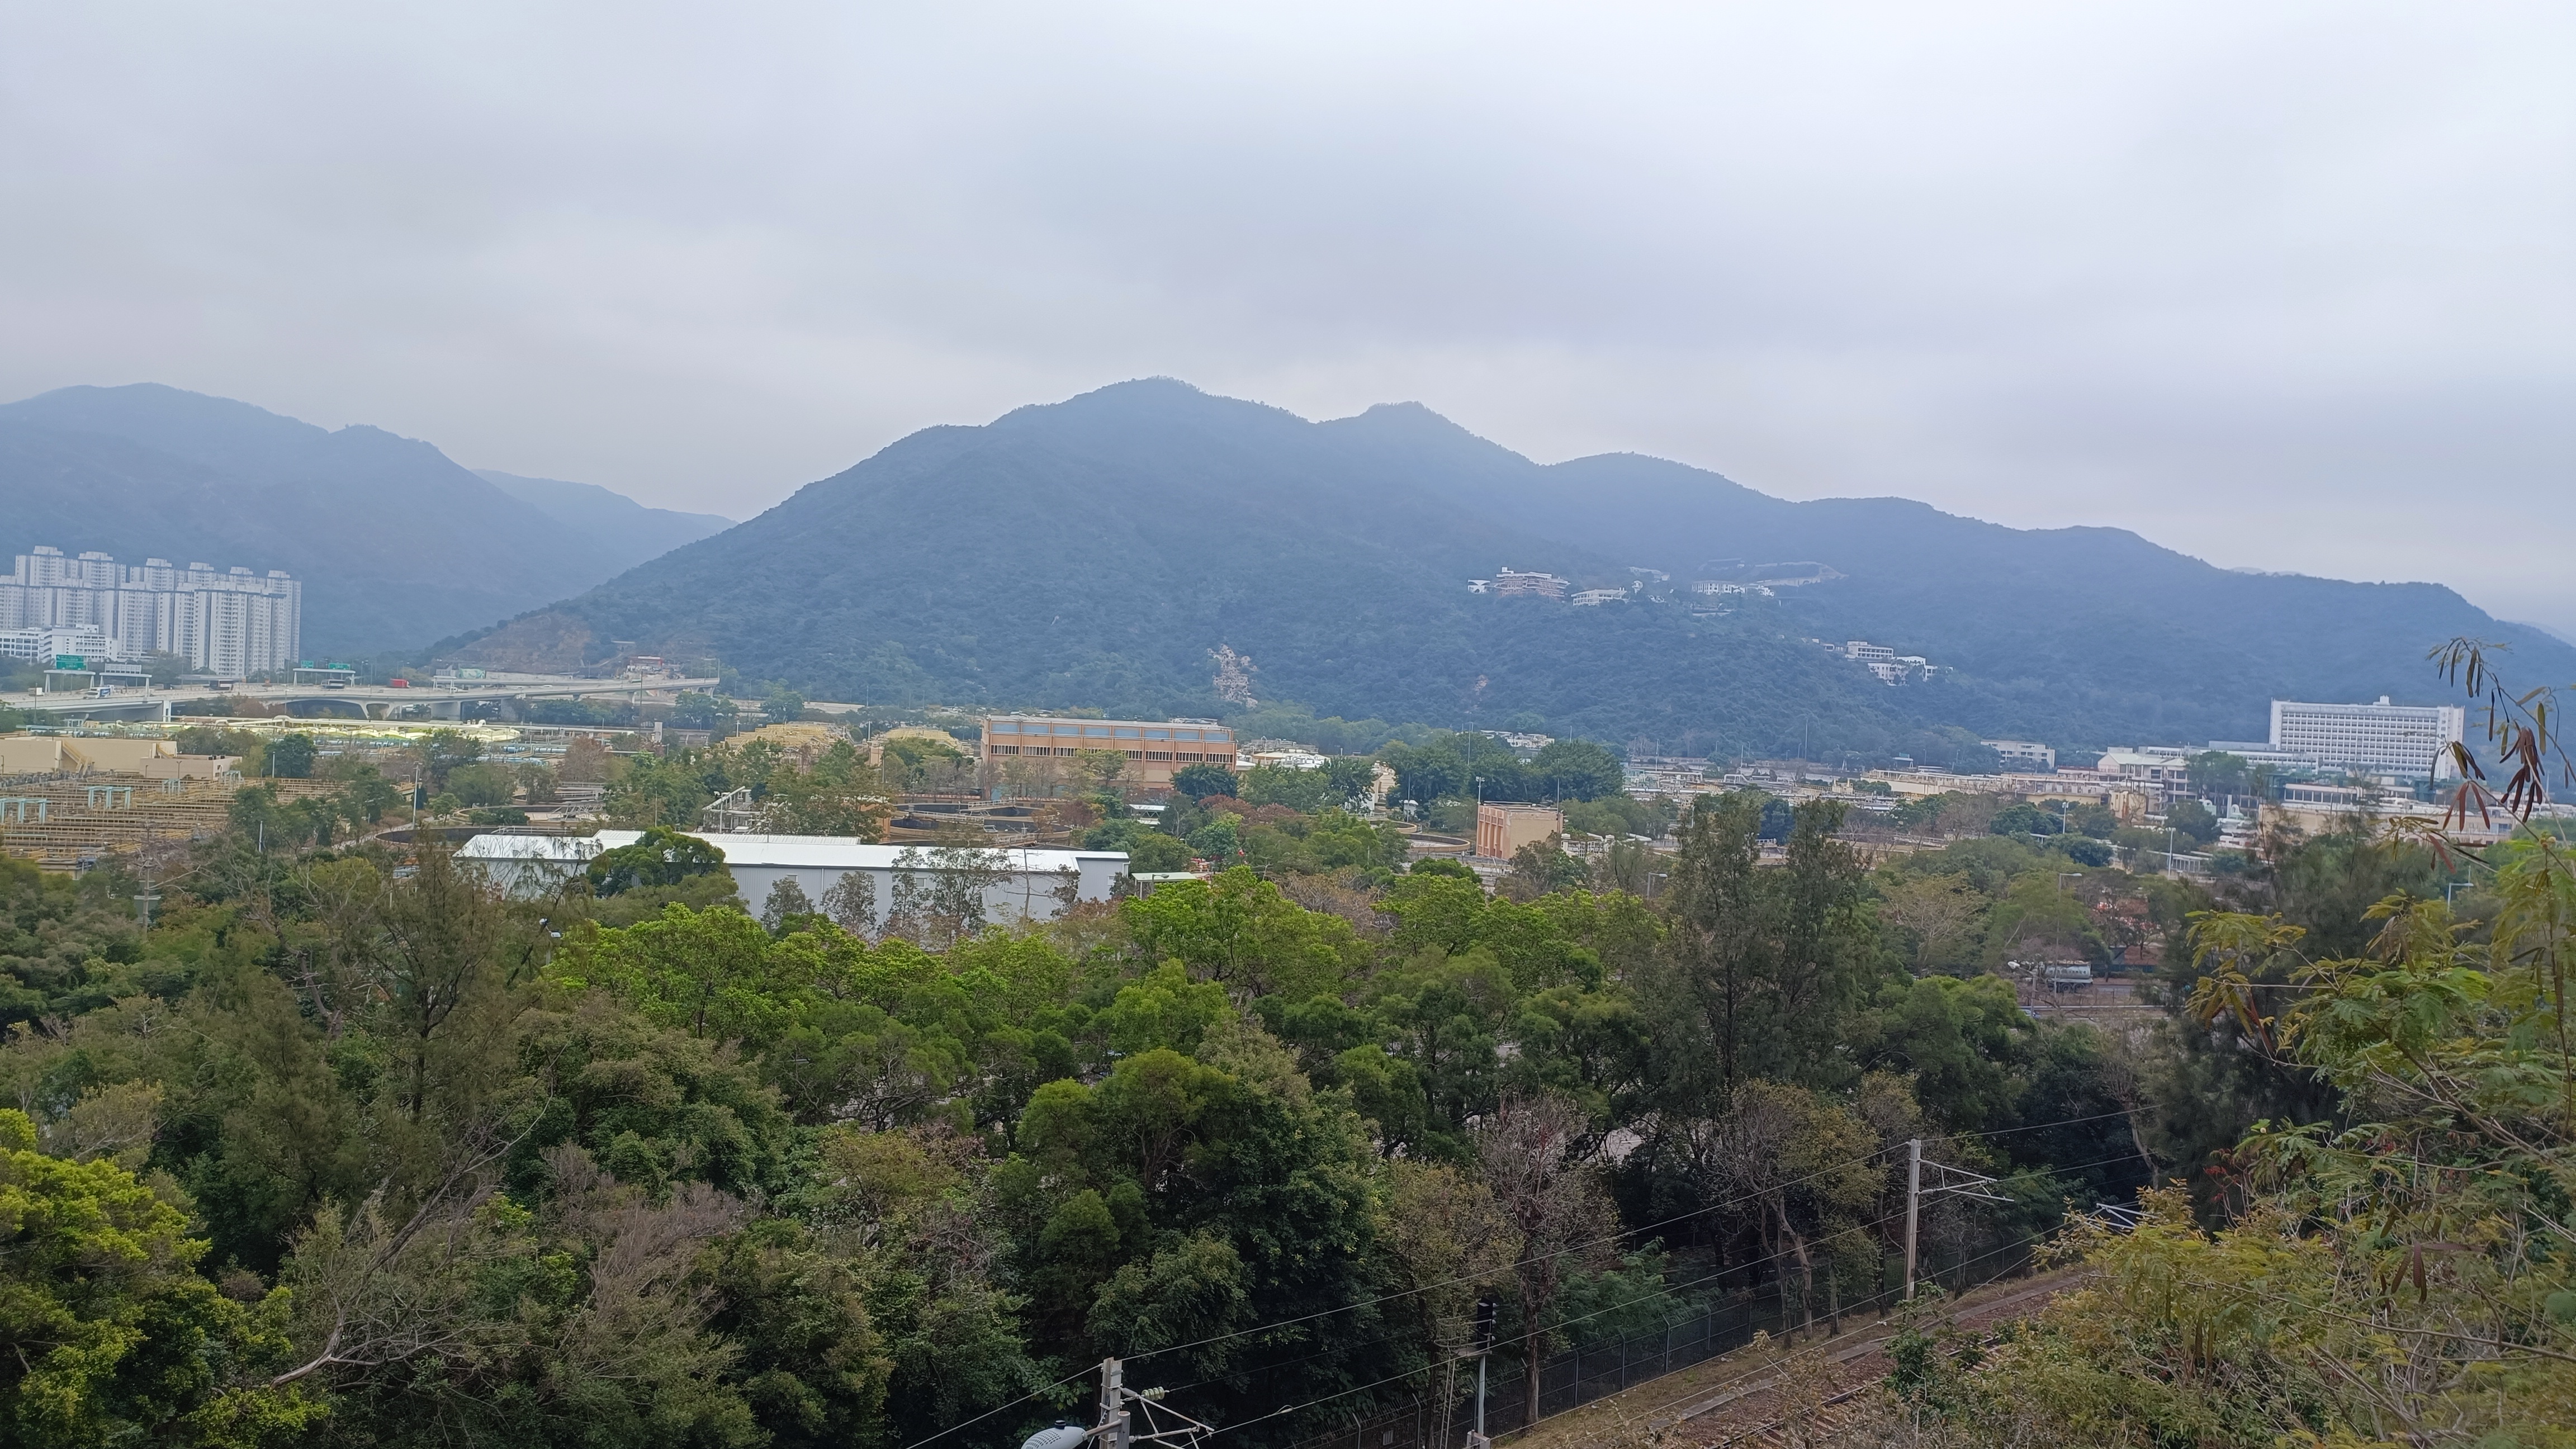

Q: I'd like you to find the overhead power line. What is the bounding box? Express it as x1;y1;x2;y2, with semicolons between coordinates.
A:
899;1104;2142;1449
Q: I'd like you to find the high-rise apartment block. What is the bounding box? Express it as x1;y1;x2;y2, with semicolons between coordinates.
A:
0;546;301;678
2270;697;2464;780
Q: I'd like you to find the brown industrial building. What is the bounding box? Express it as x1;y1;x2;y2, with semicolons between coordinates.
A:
979;716;1239;796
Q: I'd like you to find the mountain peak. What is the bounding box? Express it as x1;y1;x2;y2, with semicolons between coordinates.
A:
2;381;329;449
1319;399;1533;470
990;378;1316;442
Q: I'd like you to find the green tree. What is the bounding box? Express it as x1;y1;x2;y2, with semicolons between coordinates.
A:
414;730;485;789
374;847;524;1126
588;826;731;896
670;692;736;731
1849;974;2030;1132
1170;763;1238;799
1123;832;1192;874
263;733;316;779
1647;793;1771;1102
1121;868;1359;1001
1502;834;1589;902
996;1043;1388;1435
1235;764;1332;812
1530;738;1624;801
577;902;813;1045
1769;798;1879;1082
444;761;517;808
2167;795;2219;845
0;1109;322;1447
2187;749;2251;797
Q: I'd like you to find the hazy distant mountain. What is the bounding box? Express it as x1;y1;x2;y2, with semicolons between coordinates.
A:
1330;402;2576;745
475;470;730;566
0;385;713;654
447;380;2571;756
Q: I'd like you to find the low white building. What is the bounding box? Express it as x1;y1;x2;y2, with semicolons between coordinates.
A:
0;626;122;664
1982;739;2056;771
1243;747;1330;771
458;830;1130;922
2096;747;2198;796
1842;640;1933;684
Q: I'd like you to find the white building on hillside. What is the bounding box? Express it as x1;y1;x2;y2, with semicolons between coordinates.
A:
458;830;1130;922
2271;698;2465;780
1843;640;1932;685
1983;739;2056;770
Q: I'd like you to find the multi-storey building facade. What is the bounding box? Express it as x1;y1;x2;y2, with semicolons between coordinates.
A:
2271;697;2465;780
1983;738;2057;770
1488;567;1568;599
0;546;301;678
978;716;1239;795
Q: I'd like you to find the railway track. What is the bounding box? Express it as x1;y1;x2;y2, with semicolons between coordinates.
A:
1506;1268;2083;1449
1689;1272;2083;1447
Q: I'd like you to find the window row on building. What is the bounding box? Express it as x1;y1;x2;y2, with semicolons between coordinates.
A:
979;716;1239;792
0;545;301;678
2269;698;2465;779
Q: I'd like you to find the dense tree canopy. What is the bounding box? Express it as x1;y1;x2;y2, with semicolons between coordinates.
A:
14;666;2563;1445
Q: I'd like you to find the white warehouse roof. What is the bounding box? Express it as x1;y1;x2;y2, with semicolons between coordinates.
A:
456;829;1132;924
458;830;1125;874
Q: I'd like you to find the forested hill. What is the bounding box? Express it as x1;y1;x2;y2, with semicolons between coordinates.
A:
448;380;2572;756
0;385;725;654
475;470;731;567
447;382;1929;759
1324;401;2576;744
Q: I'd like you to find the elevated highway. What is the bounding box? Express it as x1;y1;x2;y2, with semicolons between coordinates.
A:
11;675;723;724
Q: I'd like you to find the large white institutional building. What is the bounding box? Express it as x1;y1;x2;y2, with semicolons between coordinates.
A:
0;545;302;678
2270;697;2466;780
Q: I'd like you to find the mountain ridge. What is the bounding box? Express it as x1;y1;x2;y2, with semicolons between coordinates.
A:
474;470;731;566
443;378;2563;755
0;383;730;655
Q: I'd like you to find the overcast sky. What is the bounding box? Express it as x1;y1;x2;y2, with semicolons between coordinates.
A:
6;3;2571;631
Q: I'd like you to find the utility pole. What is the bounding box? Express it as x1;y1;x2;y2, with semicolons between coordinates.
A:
1467;1294;1497;1449
1098;1357;1129;1449
1903;1137;1921;1301
1086;1356;1209;1449
1902;1139;2009;1303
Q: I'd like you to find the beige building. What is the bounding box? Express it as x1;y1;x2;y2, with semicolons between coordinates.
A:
1476;803;1565;859
0;735;186;776
0;735;244;780
979;716;1238;796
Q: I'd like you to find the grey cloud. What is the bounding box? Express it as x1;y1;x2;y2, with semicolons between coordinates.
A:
2;1;2569;627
